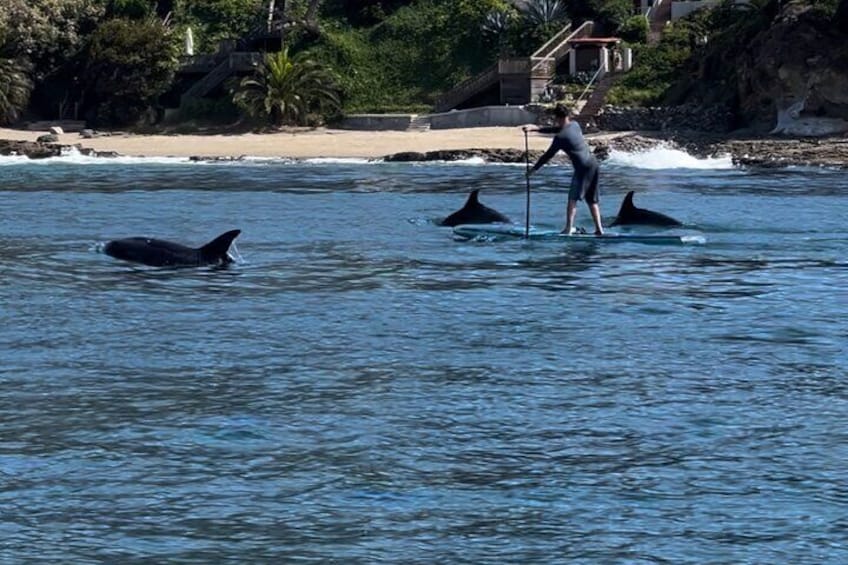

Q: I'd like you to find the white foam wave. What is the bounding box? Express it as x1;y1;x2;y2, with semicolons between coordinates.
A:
0;146;191;166
303;157;375;165
607;144;734;170
409;157;488;166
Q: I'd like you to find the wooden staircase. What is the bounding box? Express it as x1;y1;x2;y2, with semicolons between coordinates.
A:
434;21;595;112
434;64;499;113
178;0;283;105
648;0;672;44
181;52;264;104
575;72;621;131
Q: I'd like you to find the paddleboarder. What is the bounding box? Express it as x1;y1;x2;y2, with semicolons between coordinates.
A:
526;105;604;236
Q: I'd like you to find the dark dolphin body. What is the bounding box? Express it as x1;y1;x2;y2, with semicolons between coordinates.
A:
611;191;682;227
103;229;241;267
440;189;510;227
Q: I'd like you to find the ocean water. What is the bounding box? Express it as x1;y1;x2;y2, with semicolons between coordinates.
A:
1;147;846;563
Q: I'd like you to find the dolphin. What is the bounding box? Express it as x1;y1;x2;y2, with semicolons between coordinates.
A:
611;191;682;227
103;229;241;267
440;189;510;227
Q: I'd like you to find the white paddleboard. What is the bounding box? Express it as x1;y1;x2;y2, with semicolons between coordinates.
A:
453;224;706;245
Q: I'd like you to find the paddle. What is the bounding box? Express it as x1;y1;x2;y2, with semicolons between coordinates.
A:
523;126;531;239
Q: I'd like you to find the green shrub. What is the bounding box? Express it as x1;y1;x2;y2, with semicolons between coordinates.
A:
619;15;648;43
81;17;179;125
0;57;33;124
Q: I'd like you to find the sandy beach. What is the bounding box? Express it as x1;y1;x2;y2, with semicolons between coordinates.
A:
0;126;563;159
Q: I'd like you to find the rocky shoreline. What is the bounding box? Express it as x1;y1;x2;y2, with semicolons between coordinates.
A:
384;132;848;169
0;139;119;159
3;132;848;168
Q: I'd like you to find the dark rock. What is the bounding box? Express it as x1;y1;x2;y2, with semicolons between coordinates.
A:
36;133;59;143
596;104;735;133
188;155;247;162
1;139;125;160
383;151;428;162
384;148;546;163
80;129;95;139
0;139;62;159
588;131;848;169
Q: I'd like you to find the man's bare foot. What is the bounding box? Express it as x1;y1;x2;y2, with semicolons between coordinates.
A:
561;227;575;235
594;230;604;236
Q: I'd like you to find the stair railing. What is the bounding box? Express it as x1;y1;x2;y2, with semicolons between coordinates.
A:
576;65;605;107
530;21;594;73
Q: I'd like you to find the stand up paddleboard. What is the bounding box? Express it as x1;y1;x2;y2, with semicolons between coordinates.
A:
453;224;705;245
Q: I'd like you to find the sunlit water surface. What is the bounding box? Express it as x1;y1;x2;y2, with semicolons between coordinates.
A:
1;149;846;563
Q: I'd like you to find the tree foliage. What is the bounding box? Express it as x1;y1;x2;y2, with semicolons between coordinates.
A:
106;0;154;20
80;17;179;125
171;0;264;53
0;57;33;125
618;15;649;44
322;0;411;25
0;0;104;79
233;48;340;125
307;0;512;111
607;15;704;106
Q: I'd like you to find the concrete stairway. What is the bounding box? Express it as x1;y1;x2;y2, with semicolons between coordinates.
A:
180;52;264;105
575;72;621;131
407;115;431;131
435;21;595;112
648;0;672;44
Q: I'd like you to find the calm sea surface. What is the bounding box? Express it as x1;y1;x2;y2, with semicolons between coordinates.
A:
1;149;846;563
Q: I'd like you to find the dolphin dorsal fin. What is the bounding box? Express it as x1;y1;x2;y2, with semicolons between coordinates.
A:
622;191;636;211
199;229;241;261
466;189;480;207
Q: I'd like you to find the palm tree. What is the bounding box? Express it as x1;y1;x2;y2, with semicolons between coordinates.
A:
0;57;33;125
233;48;340;126
520;0;568;27
481;8;517;56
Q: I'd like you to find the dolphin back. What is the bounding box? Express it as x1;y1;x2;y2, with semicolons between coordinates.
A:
611;191;681;227
199;229;242;264
611;192;636;226
441;189;510;226
103;237;195;266
104;229;241;267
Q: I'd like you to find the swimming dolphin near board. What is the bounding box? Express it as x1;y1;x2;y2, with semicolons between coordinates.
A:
103;229;241;267
610;191;682;227
440;189;510;227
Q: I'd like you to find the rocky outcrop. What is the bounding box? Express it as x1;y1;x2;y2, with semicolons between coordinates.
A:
0;139;63;159
384;148;537;163
381;133;848;168
738;2;848;127
597;105;735;133
0;139;119;159
717;137;848;168
601;133;848;168
770;98;848;137
675;1;848;133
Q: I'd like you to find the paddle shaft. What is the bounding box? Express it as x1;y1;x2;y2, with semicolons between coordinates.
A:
523;128;531;239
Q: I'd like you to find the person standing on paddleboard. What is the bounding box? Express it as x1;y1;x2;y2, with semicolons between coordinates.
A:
526;105;604;236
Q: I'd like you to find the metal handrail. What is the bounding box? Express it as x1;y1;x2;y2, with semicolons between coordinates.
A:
530;20;593;72
435;63;498;111
531;23;572;58
576;65;605;106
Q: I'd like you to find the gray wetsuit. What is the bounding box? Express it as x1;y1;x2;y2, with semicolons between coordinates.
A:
532;121;600;203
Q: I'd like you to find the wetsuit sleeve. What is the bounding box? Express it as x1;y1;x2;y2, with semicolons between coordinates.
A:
531;136;564;171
